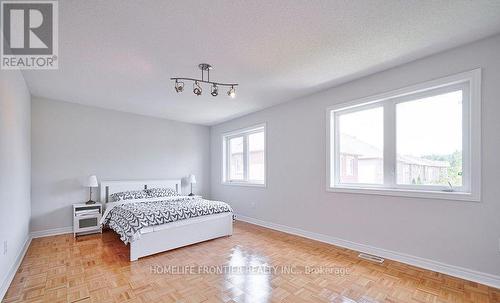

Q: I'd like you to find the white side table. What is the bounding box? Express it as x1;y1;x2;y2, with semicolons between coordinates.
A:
73;203;102;237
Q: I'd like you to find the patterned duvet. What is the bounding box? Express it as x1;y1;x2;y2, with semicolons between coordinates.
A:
102;196;232;244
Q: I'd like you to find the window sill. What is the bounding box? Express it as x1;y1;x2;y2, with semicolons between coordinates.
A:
222;181;266;188
327;186;480;202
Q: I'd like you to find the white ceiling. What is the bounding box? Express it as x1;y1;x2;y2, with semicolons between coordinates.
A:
22;0;500;125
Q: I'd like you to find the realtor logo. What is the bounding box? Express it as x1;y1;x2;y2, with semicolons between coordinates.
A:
1;0;58;69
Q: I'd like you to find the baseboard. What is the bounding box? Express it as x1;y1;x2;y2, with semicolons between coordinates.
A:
235;214;500;289
30;226;73;238
0;234;32;301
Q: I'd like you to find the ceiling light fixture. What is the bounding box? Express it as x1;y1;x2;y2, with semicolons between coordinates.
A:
171;63;238;98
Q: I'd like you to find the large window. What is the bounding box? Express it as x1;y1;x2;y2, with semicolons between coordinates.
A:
223;124;266;186
328;70;481;201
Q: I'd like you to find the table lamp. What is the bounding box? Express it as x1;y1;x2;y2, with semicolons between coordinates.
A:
83;175;98;204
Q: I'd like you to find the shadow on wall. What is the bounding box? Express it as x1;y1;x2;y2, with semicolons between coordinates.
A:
182;176;190;188
30;177;88;231
45;176;197;208
31;207;72;232
50;178;83;196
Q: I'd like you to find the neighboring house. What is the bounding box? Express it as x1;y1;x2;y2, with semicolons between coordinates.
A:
229;150;265;181
340;134;449;184
396;154;449;185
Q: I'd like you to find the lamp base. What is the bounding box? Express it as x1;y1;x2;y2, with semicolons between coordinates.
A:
85;200;96;205
188;193;194;196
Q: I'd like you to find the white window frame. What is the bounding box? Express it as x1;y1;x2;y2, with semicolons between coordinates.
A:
326;69;481;202
222;123;267;187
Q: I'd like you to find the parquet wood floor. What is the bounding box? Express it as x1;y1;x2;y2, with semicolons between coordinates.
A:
3;221;499;303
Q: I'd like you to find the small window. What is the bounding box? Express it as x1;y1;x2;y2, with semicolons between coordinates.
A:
223;124;266;186
328;69;481;201
344;155;355;177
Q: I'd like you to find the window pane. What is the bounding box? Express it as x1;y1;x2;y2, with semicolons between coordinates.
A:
396;90;462;186
338;107;383;184
248;131;265;182
229;137;244;180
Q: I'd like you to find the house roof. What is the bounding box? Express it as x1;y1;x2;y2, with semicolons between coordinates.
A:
340;134;381;158
340;134;449;167
397;154;449;168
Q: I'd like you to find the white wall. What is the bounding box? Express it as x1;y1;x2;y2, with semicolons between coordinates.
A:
31;98;210;232
210;35;500;277
0;69;31;294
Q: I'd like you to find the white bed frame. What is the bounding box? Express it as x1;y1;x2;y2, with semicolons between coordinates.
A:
100;179;233;261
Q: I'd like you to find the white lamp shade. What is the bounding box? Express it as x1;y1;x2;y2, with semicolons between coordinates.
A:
188;174;197;184
83;175;99;188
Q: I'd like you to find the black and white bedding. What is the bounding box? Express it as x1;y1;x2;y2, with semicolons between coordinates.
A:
101;196;232;244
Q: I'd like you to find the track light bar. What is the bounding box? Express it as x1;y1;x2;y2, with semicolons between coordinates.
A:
171;63;238;98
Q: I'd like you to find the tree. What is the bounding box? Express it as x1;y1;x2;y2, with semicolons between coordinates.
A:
422;151;462;186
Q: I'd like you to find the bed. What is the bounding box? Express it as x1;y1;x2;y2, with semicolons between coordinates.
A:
99;179;233;261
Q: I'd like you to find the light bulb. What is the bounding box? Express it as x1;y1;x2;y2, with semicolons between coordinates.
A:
193;81;202;96
174;80;184;93
227;86;236;98
211;84;218;97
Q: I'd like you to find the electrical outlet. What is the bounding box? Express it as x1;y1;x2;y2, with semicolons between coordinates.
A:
251;201;256;208
3;241;7;255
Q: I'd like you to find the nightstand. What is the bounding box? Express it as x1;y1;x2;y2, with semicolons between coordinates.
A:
73;203;102;237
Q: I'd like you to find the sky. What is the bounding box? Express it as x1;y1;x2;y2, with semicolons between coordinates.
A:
339;90;462;157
